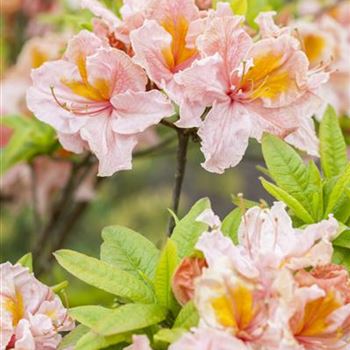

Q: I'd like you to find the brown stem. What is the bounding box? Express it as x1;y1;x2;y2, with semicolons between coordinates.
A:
167;130;190;235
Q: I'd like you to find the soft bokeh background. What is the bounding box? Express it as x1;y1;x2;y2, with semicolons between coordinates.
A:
1;0;349;307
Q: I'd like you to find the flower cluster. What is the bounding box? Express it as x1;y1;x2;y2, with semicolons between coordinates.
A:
128;202;350;350
0;263;74;349
27;0;332;176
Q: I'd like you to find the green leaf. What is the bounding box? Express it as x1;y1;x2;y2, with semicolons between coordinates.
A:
154;328;186;344
221;208;242;244
1;115;58;174
306;161;323;220
171;198;210;259
58;325;90;350
94;304;167;336
69;306;113;328
260;178;314;224
261;134;311;211
320;105;348;178
75;331;129;350
101;225;159;283
16;253;33;272
173;301;199;330
154;239;179;311
324;164;350;216
333;246;350;271
54;250;155;303
246;0;272;28
333;230;350;249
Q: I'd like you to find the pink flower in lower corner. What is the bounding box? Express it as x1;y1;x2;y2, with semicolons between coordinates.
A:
0;262;74;350
174;13;329;173
27;30;174;176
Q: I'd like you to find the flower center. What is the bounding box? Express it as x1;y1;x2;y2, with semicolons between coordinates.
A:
291;292;343;339
302;34;326;65
211;283;257;335
238;53;291;101
4;291;24;327
62;55;111;102
161;16;198;72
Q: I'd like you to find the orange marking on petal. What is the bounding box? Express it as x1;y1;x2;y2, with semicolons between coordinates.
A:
31;48;48;69
293;292;342;338
211;283;255;332
4;291;24;326
161;16;197;71
303;34;326;64
240;53;291;100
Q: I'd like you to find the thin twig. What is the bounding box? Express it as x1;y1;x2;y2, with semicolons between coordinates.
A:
167;130;190;235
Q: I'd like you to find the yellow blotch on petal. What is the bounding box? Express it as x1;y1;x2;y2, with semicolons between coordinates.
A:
241;53;291;100
62;56;110;102
211;283;255;332
303;34;326;64
293;292;342;338
4;291;24;327
31;48;48;69
161;16;197;72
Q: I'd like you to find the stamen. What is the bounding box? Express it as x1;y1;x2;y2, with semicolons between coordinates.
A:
50;86;71;112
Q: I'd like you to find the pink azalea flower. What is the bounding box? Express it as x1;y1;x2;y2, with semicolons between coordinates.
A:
175;12;328;173
285;284;350;349
27;30;174;176
129;0;201;101
0;262;74;350
169;327;250;350
237;202;339;271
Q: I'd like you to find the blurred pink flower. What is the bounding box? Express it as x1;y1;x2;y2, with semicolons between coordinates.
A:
172;256;208;305
169;328;249;350
175;12;328;173
0;262;74;350
27;30;174;176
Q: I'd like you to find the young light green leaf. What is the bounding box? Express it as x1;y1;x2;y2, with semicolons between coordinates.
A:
94;304;167;336
260;178;314;224
54;250;155;303
306;161;323;220
16;253;33;272
101;225;159;282
154;239;179;311
1;115;58;174
171;198;211;258
324;164;350;216
221;208;242;244
333;230;350;249
173;301;199;330
75;331;129;350
261;134;311;211
154;328;186;344
320;105;347;178
332;246;350;272
69;306;113;328
58;325;90;350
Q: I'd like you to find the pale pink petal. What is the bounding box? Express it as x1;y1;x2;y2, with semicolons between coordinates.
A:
130;20;173;87
81;0;121;31
197;16;251;78
110;90;174;134
198;101;252;174
64;30;107;63
27;60;89;133
58;132;88;154
79;117;137;176
196;208;221;229
124;335;152;350
255;11;291;38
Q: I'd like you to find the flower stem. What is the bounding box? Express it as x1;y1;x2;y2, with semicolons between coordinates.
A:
168;129;190;235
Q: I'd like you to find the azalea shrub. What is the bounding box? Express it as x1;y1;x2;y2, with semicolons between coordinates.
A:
1;0;350;349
